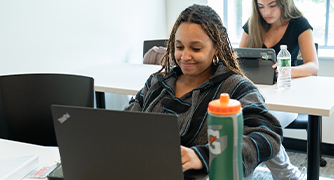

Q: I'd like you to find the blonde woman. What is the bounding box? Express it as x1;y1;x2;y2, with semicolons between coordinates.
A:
240;0;318;77
240;0;317;179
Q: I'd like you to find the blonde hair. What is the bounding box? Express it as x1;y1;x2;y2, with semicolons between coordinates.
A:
246;0;303;48
158;4;244;78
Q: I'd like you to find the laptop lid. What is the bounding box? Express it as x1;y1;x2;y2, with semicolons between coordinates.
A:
51;105;207;180
233;48;276;85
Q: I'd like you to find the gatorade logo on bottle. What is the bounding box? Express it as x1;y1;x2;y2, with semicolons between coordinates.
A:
207;93;243;180
208;125;227;155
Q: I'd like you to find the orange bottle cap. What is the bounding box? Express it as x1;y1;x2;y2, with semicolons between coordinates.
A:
208;93;241;115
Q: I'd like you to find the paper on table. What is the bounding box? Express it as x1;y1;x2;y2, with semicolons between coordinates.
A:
0;155;38;180
25;164;57;179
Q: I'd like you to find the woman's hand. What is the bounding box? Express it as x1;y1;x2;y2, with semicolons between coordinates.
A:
180;145;203;172
272;63;278;77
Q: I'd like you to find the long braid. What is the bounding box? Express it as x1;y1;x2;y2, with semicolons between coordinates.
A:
159;4;245;78
158;16;180;74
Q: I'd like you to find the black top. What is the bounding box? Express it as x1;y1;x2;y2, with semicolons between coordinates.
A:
243;17;312;66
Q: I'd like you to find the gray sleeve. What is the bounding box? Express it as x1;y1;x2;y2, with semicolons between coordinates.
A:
227;75;283;177
124;75;154;111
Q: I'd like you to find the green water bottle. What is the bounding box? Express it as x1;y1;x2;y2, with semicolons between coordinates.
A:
207;93;243;180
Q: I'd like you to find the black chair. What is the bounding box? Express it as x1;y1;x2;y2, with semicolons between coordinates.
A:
143;39;168;57
0;73;94;146
285;43;326;167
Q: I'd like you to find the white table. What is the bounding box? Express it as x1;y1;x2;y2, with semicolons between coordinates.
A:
256;76;334;116
0;138;60;180
75;63;162;108
77;63;162;95
257;76;334;180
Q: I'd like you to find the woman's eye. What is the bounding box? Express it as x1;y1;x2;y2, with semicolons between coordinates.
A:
270;5;276;8
193;48;201;52
176;46;183;49
258;6;264;9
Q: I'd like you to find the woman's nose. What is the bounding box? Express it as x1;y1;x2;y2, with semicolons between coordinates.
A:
265;8;271;15
181;49;191;60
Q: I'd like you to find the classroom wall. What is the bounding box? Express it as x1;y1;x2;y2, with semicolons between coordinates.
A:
0;0;167;110
0;0;167;71
166;0;207;36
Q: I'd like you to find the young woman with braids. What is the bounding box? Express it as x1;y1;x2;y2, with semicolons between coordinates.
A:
125;4;282;178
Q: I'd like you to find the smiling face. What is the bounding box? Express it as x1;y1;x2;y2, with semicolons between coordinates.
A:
257;0;282;24
174;23;216;78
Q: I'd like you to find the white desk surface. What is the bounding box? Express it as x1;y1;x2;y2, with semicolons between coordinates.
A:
256;76;334;117
0;138;60;180
76;63;162;95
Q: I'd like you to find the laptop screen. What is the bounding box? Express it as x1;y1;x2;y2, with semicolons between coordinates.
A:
233;48;276;85
51;105;207;180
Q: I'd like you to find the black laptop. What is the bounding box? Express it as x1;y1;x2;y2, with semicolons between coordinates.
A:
233;48;276;85
49;105;208;180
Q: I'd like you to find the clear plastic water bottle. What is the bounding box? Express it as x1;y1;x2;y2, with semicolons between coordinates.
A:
277;45;291;89
207;93;243;180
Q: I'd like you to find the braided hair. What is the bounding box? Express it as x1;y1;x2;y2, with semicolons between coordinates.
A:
158;4;245;78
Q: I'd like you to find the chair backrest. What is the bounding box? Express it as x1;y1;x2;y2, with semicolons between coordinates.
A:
143;46;167;65
0;73;94;146
143;39;168;57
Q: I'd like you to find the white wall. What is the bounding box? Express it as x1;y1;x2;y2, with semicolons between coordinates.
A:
0;0;167;110
0;0;167;72
1;0;334;144
166;0;207;37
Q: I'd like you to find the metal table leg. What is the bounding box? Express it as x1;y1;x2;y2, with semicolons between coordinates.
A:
95;92;106;109
307;115;321;180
